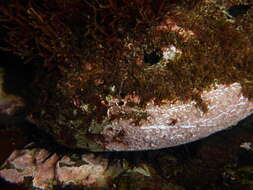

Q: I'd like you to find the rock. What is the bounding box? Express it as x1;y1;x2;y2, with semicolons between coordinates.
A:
56;155;109;187
0;148;123;189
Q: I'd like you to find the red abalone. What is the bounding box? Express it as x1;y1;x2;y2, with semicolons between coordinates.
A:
1;0;253;151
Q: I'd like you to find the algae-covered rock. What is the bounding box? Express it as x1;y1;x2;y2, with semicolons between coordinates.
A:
1;0;253;151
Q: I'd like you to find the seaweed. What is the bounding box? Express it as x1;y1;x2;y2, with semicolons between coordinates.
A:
0;0;253;149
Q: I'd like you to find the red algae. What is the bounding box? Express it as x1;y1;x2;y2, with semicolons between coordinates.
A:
0;0;253;151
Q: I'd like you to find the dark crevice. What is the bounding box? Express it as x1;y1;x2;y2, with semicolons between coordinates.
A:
0;49;36;102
